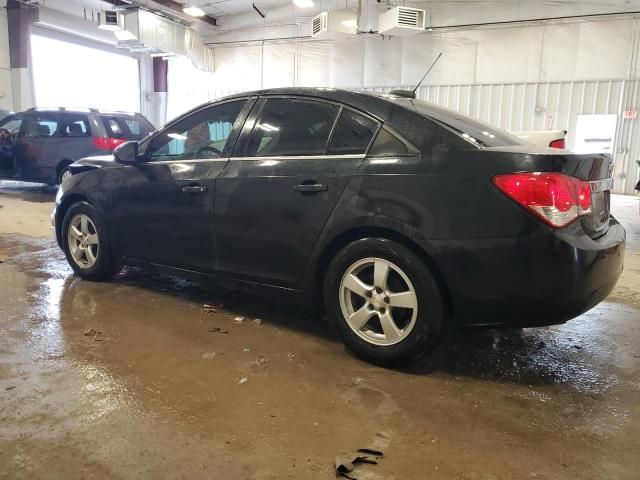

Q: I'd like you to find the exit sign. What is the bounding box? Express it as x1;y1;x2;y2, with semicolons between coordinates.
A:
623;110;637;119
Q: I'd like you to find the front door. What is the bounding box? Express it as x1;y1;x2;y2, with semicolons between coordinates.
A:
215;97;380;288
0;114;24;177
18;112;62;182
109;99;252;272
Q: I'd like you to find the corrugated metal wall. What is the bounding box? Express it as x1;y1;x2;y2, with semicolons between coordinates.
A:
362;80;640;194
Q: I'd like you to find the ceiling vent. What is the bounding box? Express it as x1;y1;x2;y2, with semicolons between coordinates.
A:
378;6;425;37
116;9;186;56
311;9;357;39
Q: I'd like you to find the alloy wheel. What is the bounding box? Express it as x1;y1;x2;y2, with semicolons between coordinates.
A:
67;214;99;269
339;257;418;346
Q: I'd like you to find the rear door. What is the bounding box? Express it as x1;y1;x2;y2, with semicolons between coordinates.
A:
17;112;62;182
214;96;379;288
109;99;252;272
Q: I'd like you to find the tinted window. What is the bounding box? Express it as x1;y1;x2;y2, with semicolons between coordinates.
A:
101;115;154;140
149;100;246;162
0;115;23;135
246;98;339;157
407;99;522;147
328;109;378;155
61;114;91;137
25;113;58;138
369;128;414;156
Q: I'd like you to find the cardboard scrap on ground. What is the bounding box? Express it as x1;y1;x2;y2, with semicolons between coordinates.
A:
334;432;391;479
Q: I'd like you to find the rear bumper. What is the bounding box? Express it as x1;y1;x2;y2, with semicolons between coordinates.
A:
432;218;626;327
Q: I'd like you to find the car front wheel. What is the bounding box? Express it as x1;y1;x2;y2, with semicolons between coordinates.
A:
62;202;119;281
324;238;446;366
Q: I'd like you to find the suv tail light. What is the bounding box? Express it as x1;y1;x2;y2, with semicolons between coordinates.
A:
549;138;565;149
493;172;592;228
93;137;126;151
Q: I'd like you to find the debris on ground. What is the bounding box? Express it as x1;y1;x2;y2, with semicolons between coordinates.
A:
634;354;640;358
204;303;223;309
287;352;296;360
207;327;228;334
238;377;248;385
233;316;245;323
573;345;583;350
5;385;16;391
253;318;263;326
202;352;216;360
243;348;251;352
334;448;384;479
83;329;104;341
84;328;97;336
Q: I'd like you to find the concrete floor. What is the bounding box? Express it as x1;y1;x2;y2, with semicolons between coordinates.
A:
0;180;639;480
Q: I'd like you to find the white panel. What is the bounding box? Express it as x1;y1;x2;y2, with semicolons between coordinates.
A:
263;41;295;88
363;36;402;87
297;41;331;87
330;37;365;88
0;5;11;110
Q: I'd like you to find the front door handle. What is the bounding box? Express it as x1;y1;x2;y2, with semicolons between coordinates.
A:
181;185;208;194
293;183;328;194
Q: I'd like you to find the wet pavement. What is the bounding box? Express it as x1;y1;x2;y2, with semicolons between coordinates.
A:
0;181;639;479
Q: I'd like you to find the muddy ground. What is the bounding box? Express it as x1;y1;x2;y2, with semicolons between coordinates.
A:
0;180;639;480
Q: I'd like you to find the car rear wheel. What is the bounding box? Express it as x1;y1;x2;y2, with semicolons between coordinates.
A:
324;238;445;366
62;202;119;281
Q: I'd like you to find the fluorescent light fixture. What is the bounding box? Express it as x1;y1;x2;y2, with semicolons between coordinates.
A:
168;133;188;141
293;0;314;8
341;19;357;28
114;29;137;41
183;6;206;17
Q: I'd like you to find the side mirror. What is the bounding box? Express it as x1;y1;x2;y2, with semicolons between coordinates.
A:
113;141;139;164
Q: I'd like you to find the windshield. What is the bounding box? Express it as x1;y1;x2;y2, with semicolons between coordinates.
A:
392;97;525;148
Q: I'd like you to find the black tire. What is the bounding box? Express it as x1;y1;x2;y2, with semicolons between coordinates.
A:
61;201;119;281
323;238;445;366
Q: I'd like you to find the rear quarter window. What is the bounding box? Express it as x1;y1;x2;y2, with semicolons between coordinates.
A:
101;115;154;140
61;114;91;137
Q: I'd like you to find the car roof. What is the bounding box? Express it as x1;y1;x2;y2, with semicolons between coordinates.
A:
24;107;142;117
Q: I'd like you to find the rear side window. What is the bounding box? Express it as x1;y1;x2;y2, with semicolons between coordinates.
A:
25;114;58;138
246;98;339;157
101;115;154;140
327;109;378;155
369;127;416;156
61;114;91;137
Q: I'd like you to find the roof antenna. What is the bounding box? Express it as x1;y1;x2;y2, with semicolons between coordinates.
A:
391;52;442;99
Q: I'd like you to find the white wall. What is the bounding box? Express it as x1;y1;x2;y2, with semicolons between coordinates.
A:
0;0;13;111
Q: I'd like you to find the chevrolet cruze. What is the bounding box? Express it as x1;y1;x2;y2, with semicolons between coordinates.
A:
53;88;625;365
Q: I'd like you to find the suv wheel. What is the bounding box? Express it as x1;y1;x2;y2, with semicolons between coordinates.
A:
58;166;72;184
324;238;445;366
62;202;119;281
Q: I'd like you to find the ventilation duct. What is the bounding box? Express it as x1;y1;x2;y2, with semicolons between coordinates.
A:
117;9;186;56
311;9;357;39
378;6;426;37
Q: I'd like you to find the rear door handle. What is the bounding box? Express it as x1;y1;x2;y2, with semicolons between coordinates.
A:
181;185;208;194
293;183;328;193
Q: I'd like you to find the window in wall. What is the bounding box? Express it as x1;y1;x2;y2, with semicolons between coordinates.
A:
31;34;141;113
246;98;339;157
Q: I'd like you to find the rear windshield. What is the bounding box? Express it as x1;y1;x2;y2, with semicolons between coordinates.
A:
101;115;154;140
394;98;524;148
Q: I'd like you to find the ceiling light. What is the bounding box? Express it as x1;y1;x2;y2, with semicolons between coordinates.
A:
293;0;314;8
183;6;206;17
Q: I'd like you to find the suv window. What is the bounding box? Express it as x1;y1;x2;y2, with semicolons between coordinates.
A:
327;109;378;155
101;115;154;140
24;113;59;138
246;98;339;157
0;115;23;136
60;114;91;137
149;100;246;162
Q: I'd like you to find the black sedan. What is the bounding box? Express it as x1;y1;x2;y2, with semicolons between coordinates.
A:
53;88;625;365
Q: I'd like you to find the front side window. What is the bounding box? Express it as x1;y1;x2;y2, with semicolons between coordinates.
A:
0;115;23;140
24;114;58;138
246;98;339;157
149;100;246;162
327;109;379;155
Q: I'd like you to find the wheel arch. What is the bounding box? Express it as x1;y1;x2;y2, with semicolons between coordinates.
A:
55;159;74;182
314;226;454;319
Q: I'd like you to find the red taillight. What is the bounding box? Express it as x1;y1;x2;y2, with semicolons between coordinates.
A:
549;138;565;149
492;172;592;228
93;137;126;151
